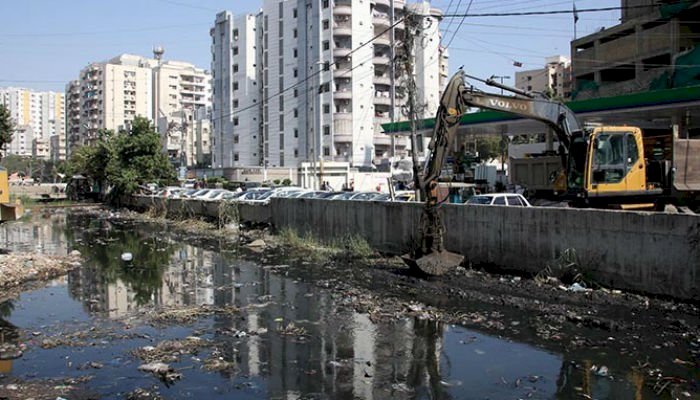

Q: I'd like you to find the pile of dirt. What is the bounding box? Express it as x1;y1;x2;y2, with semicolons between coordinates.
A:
0;251;82;294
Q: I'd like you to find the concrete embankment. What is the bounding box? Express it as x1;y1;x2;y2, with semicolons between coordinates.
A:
129;196;700;301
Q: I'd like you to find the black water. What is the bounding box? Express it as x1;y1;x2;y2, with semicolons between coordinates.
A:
0;209;675;399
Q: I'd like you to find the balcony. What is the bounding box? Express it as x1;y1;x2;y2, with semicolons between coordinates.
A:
374;94;391;106
334;112;352;121
333;23;352;36
374;133;392;146
333;133;353;143
373;13;391;28
334;47;351;58
372;55;390;66
373;75;391;86
374;36;390;47
334;3;352;16
334;90;352;100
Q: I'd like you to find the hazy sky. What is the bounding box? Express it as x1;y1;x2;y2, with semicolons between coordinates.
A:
0;0;620;92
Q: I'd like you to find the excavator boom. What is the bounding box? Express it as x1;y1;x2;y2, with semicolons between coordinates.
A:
406;71;583;276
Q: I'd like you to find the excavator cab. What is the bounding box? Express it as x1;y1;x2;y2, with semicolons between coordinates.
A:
581;127;656;206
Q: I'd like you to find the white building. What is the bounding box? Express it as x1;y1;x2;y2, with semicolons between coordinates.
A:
0;88;65;159
210;0;447;170
153;57;212;167
515;55;572;99
211;12;261;168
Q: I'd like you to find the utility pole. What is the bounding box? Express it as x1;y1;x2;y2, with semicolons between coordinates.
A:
400;12;424;202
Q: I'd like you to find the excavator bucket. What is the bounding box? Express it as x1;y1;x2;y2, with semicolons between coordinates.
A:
402;250;464;276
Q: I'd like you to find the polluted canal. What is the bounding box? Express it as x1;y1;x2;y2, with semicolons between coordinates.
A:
0;208;697;399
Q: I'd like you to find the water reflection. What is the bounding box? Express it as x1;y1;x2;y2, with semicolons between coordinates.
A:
0;210;685;399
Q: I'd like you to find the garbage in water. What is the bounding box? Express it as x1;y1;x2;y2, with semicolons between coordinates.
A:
0;208;695;399
121;252;133;262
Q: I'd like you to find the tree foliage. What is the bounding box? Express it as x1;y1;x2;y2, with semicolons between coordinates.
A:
0;104;14;160
66;116;176;202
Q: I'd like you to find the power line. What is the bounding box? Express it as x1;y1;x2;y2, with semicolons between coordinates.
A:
444;0;475;50
442;4;655;17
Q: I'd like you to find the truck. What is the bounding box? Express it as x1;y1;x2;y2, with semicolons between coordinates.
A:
404;71;700;275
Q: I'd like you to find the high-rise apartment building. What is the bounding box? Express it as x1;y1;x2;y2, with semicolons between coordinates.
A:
211;12;260;168
66;54;155;153
210;0;447;170
66;54;212;166
0;88;65;159
515;55;572;99
154;58;212;167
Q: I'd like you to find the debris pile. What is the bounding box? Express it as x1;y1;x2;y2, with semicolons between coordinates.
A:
0;251;82;292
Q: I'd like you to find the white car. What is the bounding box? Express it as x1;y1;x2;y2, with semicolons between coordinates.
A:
466;193;532;207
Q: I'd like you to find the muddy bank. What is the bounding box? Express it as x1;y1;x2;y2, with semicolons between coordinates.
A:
0;251;82;298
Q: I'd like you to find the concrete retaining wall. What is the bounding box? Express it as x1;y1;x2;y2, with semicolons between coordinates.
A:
128;196;700;300
270;198;700;301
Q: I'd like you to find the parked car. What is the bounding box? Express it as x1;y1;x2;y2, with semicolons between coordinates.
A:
466;193;532;207
327;192;356;200
349;192;384;201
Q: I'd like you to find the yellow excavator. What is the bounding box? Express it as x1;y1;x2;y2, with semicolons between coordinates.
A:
406;71;699;275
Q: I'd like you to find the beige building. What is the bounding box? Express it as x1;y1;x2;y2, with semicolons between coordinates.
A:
66;54;211;165
571;0;700;100
158;108;212;167
0;88;65;159
515;55;572;99
50;134;66;162
66;54;155;153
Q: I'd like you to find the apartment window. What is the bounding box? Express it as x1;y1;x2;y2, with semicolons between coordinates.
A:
323;146;330;156
279;95;284;111
322;40;330;51
264;15;268;30
279;134;284;149
294;88;298;98
279;39;284;55
279;62;284;75
293;68;298;78
233;29;239;40
323;19;329;30
294;128;298;138
279;118;284;131
234;135;239;144
324;61;330;71
234;153;239;161
233;82;239;90
234;117;239;126
279;76;284;89
280;153;284;167
293;8;297;18
294;108;298;118
278;2;283;17
294;148;298;157
323;0;329;8
233;99;239;108
233;64;239;73
323;125;330;135
279;21;283;36
233;46;239;55
323;104;330;114
293;29;298;38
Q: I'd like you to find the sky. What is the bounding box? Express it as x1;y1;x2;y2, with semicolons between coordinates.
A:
0;0;620;93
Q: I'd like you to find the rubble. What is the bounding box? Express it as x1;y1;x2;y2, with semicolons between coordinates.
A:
0;251;81;294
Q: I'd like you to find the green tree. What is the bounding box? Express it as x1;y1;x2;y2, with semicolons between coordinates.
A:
65;117;176;203
0;104;14;160
106;117;175;201
476;136;502;160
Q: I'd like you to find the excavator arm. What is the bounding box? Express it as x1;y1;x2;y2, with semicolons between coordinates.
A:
407;71;583;276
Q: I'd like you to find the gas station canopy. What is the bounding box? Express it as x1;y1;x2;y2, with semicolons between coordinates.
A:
381;85;700;137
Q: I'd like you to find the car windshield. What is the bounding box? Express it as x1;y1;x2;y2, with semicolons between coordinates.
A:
468;196;494;205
